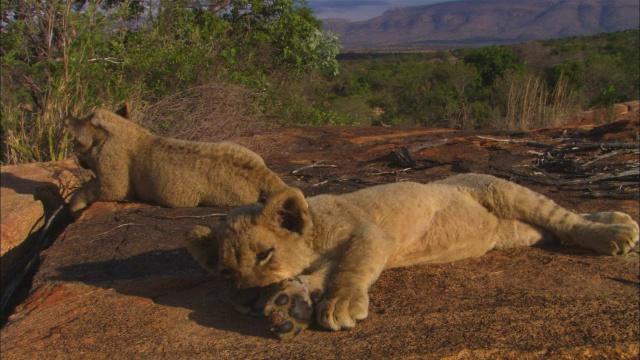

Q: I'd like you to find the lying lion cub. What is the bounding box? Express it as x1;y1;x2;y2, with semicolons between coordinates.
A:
65;105;287;217
185;174;639;339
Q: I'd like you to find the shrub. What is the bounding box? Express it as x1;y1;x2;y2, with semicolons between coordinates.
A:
1;0;340;164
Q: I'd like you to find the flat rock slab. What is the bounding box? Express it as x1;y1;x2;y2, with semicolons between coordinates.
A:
1;160;85;300
1;159;83;256
2;205;638;359
2;123;639;359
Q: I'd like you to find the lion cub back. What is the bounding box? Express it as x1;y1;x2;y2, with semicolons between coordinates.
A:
66;105;287;210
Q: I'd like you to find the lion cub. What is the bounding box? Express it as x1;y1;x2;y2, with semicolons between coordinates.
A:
65;105;287;217
185;174;639;339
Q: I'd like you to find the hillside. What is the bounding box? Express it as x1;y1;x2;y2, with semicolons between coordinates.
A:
323;0;640;48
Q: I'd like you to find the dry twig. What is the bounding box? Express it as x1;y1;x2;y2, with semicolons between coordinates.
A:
291;160;338;174
89;223;146;243
135;212;226;220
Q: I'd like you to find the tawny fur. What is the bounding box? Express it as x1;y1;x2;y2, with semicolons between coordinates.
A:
185;173;639;338
65;105;287;217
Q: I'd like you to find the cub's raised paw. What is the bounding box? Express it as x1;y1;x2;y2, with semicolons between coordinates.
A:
264;277;322;340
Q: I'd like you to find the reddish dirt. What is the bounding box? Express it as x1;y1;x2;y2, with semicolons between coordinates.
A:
1;114;638;359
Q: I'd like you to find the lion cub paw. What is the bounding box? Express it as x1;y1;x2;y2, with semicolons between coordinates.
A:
68;199;87;219
264;277;322;339
580;212;639;255
317;289;369;331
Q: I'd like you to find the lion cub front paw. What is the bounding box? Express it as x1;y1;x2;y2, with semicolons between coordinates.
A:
317;289;369;331
68;198;87;219
264;277;322;339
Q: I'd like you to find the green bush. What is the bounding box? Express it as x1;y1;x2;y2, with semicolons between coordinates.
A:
463;46;524;86
1;0;341;164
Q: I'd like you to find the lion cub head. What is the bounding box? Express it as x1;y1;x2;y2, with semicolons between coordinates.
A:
185;187;315;292
64;104;130;170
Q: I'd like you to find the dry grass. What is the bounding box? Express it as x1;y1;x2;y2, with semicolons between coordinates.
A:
2;82;274;165
2;98;75;165
138;83;272;143
496;73;579;131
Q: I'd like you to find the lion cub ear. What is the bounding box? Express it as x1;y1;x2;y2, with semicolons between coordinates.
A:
262;188;311;235
185;225;219;274
64;116;95;150
114;103;130;119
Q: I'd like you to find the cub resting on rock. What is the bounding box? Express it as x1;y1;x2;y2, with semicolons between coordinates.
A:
65;105;287;217
184;173;639;339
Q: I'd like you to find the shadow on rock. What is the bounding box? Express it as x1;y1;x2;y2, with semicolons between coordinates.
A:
1;172;60;195
49;248;275;339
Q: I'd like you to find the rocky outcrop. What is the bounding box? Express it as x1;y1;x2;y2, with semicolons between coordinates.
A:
0;160;82;323
1;118;638;358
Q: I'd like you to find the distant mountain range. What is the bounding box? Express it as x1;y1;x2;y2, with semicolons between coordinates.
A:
322;0;640;48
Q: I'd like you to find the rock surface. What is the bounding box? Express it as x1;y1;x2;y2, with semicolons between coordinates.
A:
1;117;639;359
1;160;84;306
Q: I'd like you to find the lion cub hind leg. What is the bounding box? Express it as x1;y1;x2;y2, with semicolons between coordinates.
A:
264;276;324;339
452;174;639;255
493;220;555;250
577;212;640;254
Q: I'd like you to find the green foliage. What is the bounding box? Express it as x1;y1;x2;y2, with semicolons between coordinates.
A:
463;46;524;86
122;2;224;98
2;2;637;167
2;0;133;163
541;30;639;106
545;60;585;94
1;0;341;164
308;30;637;130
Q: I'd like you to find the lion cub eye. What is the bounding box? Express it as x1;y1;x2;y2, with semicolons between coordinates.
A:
256;248;274;264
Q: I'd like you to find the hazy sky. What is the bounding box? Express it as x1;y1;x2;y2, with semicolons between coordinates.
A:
307;0;457;21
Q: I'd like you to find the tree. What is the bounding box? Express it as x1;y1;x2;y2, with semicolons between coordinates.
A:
442;62;480;129
1;0;341;164
463;46;524;86
211;0;340;78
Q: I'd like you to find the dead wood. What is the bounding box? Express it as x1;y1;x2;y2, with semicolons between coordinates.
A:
365;140;448;167
474;135;552;148
551;142;638;154
407;139;448;153
134;211;227;220
291;160;338;174
583;169;640;183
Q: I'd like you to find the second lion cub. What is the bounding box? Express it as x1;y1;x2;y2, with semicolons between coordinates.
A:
65;105;288;217
185;174;639;339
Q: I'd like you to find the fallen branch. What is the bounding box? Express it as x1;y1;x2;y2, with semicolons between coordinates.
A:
389;147;437;170
582;169;640;183
392;148;417;168
551;142;639;154
370;168;412;176
581;150;620;167
408;139;448;153
89;223;146;243
311;180;329;187
135;212;227;220
475;135;551;148
581;191;639;200
291;160;338;174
